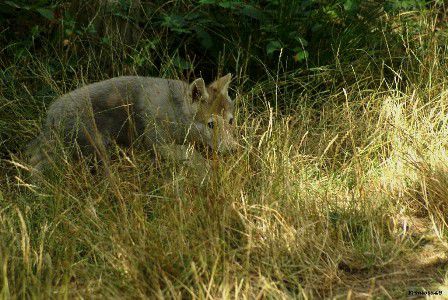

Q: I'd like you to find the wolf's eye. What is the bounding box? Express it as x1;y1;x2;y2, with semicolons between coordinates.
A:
229;118;234;125
207;121;214;129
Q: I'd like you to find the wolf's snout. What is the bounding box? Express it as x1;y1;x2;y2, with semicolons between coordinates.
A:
215;134;239;154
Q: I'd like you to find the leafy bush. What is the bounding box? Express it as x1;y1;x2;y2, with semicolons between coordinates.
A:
0;0;426;80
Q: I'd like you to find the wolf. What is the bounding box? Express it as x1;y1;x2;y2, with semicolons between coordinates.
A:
28;74;237;172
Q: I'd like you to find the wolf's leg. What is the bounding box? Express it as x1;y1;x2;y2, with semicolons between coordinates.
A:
28;146;48;174
155;144;211;174
75;126;112;160
27;133;57;175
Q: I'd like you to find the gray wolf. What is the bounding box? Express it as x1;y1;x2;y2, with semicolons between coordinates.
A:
28;74;237;172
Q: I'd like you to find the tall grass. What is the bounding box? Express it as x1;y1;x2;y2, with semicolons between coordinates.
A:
1;4;448;300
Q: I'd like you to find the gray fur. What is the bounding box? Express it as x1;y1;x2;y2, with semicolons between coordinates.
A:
29;75;237;171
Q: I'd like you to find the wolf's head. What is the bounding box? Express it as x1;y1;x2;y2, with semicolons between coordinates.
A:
187;73;238;154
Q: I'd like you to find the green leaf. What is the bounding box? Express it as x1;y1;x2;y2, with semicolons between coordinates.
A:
173;56;191;70
4;1;22;8
31;25;41;37
293;50;309;62
36;8;54;20
266;40;282;55
101;37;111;45
162;15;190;33
240;5;266;20
291;35;308;47
195;28;213;50
344;0;357;11
218;2;238;9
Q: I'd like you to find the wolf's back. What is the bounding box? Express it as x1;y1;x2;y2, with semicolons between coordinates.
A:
26;76;190;171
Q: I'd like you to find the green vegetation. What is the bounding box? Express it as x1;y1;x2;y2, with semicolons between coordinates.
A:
1;0;447;298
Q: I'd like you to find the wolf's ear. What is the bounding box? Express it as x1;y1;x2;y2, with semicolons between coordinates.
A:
190;78;209;103
209;73;232;93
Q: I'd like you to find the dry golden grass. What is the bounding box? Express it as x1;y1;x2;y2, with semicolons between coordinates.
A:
2;81;448;298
